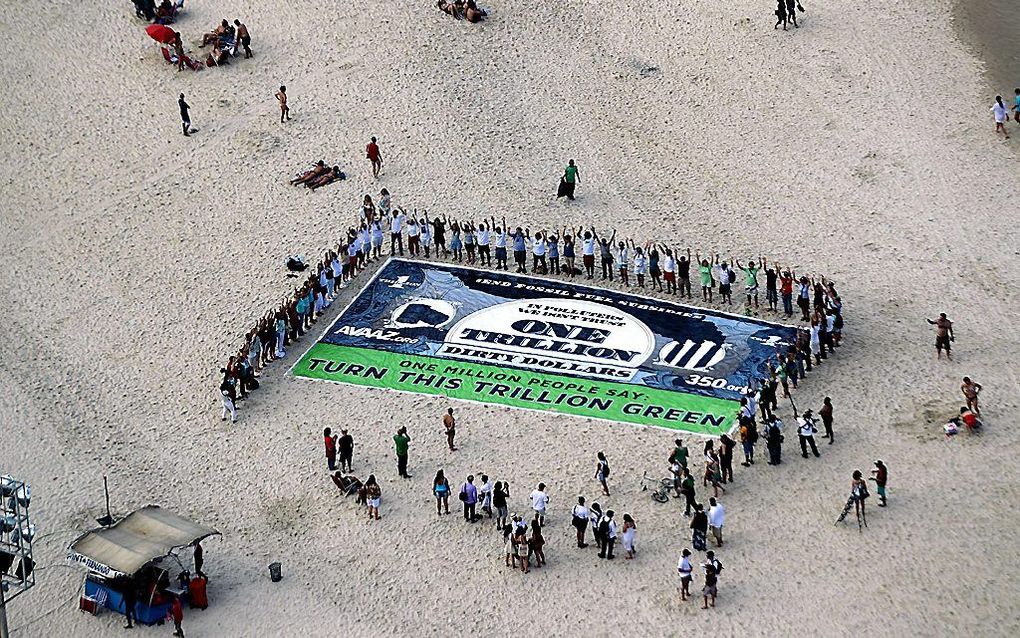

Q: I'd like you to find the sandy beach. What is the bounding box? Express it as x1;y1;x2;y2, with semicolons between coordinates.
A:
2;0;1019;636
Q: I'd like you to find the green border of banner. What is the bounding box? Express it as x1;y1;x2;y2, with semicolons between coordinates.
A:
292;342;738;436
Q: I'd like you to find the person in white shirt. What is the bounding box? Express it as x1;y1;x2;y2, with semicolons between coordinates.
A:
632;244;647;288
530;483;549;525
616;241;630;285
407;217;421;256
798;410;821;458
571;496;590;548
531;231;547;273
492;219;509;270
476;224;491;267
418;216;432;258
581;229;596;279
663;250;677;294
677;548;694;601
713;254;733;304
389;209;405;256
707;497;725;546
992;95;1010;139
478;474;493;517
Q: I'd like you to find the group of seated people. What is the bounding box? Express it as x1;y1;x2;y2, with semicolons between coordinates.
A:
133;0;183;24
437;0;487;22
944;407;982;436
200;19;236;66
291;160;346;191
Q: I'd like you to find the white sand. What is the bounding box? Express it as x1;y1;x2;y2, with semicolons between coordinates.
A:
2;0;1020;636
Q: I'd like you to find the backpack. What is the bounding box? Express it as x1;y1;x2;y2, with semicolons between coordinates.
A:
598;518;610;535
601;462;611;478
747;425;759;444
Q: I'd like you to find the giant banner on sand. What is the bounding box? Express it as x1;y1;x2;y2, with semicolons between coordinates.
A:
292;259;798;435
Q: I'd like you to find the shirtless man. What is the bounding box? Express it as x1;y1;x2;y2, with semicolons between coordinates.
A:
234;20;252;58
275;86;290;123
366;137;382;177
201;20;230;47
291;161;327;185
926;313;954;360
960;377;982;416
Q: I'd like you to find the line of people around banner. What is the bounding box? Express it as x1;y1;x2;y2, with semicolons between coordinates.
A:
216;191;844;421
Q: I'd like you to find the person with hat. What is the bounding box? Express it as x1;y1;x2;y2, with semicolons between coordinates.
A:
869;460;888;507
797;411;820;458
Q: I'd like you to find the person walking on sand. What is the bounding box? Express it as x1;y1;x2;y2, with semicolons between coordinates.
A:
275;86;290;123
961;377;982;415
459;474;479;523
926;313;954;360
558;159;579;200
234;20;252;58
530;483;549;525
433;469;451;515
323;427;338;471
851;469;869;526
571;496;590;548
992;96;1010;139
178;93;191;136
367;136;382;177
365;475;381;520
443;407;457;451
595;451;611;496
338;429;354;472
677;548;694;601
393;427;411;478
870;460;888;506
621;513;637;559
708;497;725;547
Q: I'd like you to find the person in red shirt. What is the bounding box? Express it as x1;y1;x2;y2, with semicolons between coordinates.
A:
323;427;337;471
366;136;382;177
779;268;795;317
168;597;185;637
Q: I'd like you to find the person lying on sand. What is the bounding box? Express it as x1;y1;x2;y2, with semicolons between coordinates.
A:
465;0;486;22
291;161;328;185
308;166;344;191
437;0;465;19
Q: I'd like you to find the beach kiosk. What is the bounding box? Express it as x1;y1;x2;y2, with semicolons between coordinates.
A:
67;505;219;624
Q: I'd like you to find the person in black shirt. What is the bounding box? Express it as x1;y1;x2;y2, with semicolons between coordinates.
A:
678;249;692;297
178;93;191;136
338;429;354;472
765;263;779;311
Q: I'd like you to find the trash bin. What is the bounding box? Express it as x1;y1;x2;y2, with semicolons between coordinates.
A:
268;562;282;582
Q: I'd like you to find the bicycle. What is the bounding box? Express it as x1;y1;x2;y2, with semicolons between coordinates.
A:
641;472;674;503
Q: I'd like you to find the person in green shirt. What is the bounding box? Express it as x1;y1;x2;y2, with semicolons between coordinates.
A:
696;252;713;302
669;438;689;469
559;159;579;200
736;257;763;309
393;427;411;478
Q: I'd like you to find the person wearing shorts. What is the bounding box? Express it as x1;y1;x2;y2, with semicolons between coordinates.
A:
662;250;676;294
677;548;694;601
926;313;954;360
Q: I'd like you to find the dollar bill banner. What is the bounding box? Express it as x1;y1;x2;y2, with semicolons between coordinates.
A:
292;259;799;435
